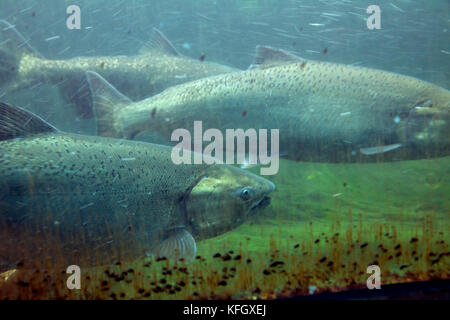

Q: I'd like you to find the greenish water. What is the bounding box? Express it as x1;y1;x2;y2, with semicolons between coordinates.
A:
0;0;448;299
207;157;449;250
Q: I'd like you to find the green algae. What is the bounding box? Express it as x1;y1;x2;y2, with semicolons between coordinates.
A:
3;156;447;299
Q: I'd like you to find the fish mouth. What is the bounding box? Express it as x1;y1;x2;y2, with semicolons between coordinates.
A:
250;196;271;211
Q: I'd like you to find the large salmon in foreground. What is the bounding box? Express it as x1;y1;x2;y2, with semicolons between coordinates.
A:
0;102;274;271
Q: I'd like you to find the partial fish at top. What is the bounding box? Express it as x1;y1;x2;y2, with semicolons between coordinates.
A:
86;46;449;163
0;20;237;118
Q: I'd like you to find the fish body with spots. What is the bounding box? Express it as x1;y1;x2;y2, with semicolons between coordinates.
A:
88;46;450;162
0;20;237;118
0;103;274;271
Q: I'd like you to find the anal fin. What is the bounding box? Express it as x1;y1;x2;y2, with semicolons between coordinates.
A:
85;71;132;138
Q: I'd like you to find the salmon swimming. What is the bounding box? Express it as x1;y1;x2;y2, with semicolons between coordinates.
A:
86;46;450;163
0;20;237;119
0;102;274;271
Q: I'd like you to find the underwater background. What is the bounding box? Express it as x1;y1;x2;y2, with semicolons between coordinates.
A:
0;0;448;299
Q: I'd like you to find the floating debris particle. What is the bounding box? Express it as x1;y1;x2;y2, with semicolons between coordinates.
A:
269;261;285;268
222;254;231;261
218;280;227;286
45;35;61;42
410;237;418;243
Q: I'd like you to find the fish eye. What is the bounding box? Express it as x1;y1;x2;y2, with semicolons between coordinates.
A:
239;187;254;201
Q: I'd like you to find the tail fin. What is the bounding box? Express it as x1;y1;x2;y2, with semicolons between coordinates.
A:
0;20;41;89
85;71;132;138
0;20;41;57
0;101;58;141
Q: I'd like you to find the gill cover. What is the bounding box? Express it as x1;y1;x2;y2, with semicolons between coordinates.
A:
153;172;209;262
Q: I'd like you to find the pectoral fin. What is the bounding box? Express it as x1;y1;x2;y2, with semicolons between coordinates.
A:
154;228;197;261
0;269;17;282
360;143;402;155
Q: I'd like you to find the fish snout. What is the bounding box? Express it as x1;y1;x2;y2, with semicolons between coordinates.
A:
402;99;450;157
408;106;449;141
266;179;276;192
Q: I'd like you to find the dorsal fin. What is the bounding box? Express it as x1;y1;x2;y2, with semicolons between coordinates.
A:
249;45;304;69
0;102;57;140
85;71;132;138
140;28;181;56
